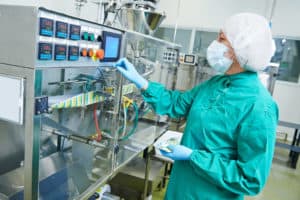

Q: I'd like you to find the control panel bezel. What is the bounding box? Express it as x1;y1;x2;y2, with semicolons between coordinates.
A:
36;8;124;68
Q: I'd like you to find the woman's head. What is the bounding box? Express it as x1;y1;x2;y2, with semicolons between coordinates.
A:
207;13;275;74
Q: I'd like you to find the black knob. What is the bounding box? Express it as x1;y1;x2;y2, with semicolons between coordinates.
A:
97;35;102;42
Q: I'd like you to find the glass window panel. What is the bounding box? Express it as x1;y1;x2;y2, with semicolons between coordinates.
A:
273;38;300;83
193;31;218;57
154;27;192;53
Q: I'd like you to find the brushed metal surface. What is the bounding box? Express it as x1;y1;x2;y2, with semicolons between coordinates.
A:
0;5;37;68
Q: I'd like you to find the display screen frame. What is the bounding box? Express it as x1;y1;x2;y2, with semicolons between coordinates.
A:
69;24;81;40
54;44;67;61
184;55;195;64
68;46;79;61
55;21;68;39
38;42;53;60
39;18;54;37
101;31;122;62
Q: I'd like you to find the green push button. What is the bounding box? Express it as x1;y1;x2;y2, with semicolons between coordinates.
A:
82;32;89;40
88;33;95;41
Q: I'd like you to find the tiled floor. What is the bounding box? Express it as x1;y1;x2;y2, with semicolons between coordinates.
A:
152;148;300;200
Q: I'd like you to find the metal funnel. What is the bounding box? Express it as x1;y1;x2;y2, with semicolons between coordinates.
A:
118;8;166;35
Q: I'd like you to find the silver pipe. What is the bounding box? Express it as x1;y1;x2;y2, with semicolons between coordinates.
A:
265;0;277;23
173;0;181;43
141;68;155;77
42;127;107;148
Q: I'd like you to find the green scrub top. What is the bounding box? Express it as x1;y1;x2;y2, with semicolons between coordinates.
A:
142;71;278;200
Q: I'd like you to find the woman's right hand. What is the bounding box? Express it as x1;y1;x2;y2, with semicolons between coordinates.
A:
114;58;148;90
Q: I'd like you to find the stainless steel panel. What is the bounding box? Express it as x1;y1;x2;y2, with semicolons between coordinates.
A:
0;75;25;125
0;5;37;68
0;63;36;200
175;65;197;91
0;120;24;175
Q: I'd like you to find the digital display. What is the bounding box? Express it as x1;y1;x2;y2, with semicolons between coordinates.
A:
69;24;81;40
102;31;122;62
38;43;53;60
184;55;195;63
56;21;68;38
105;36;119;58
68;46;79;61
54;44;67;60
39;18;54;37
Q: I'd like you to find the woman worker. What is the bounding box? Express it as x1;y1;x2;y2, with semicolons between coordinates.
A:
115;13;278;200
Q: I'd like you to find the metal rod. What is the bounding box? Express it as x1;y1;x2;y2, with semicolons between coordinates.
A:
173;0;181;43
142;68;155;77
42;127;107;149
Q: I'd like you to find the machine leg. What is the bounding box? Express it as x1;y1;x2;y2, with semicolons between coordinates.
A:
291;130;300;168
289;129;298;157
143;147;152;200
289;129;299;168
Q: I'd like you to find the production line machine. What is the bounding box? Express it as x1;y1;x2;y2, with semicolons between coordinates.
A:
0;5;180;200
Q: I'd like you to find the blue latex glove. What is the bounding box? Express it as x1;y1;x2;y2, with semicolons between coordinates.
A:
160;145;193;160
114;58;148;89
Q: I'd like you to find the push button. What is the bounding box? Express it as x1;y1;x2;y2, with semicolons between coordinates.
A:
96;49;104;60
82;32;89;40
81;48;87;57
88;33;95;41
97;35;102;42
88;49;94;57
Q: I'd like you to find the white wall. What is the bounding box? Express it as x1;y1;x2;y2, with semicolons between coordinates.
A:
0;0;100;22
273;81;300;141
1;0;299;37
272;0;300;38
273;81;300;124
158;0;300;38
159;0;267;31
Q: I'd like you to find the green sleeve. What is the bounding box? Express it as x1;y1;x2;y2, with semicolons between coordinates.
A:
141;81;202;118
189;101;279;195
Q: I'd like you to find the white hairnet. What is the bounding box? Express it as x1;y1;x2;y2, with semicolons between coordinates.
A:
223;13;275;72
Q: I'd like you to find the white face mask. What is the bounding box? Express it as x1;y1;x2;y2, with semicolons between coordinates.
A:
206;40;233;74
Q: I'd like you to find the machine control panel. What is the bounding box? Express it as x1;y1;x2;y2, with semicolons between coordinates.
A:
163;48;179;64
179;53;198;65
36;9;123;68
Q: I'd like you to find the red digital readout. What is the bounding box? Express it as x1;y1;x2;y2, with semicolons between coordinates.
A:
42;45;51;51
44;20;52;26
41;18;53;30
71;25;80;34
57;22;67;32
70;47;78;53
57;46;66;51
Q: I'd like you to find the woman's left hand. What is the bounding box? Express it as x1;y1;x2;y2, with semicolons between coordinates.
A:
160;145;193;160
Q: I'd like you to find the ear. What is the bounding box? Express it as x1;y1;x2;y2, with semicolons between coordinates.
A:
224;48;234;59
